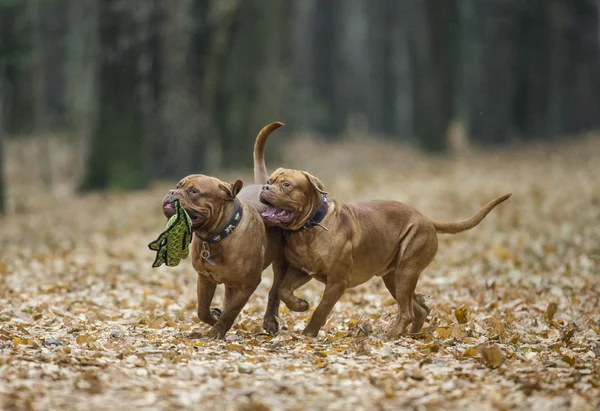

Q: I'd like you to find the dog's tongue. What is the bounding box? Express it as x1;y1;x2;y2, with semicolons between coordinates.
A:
262;207;279;218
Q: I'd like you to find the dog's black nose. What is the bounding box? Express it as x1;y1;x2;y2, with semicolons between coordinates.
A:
262;185;270;192
168;189;177;197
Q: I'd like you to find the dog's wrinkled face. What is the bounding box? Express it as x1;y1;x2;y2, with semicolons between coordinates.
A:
162;174;242;229
259;168;327;230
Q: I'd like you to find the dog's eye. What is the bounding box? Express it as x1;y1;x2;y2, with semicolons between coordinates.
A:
189;188;198;195
283;182;291;188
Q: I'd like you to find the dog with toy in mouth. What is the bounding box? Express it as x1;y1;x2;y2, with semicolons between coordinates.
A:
259;167;510;339
162;122;287;339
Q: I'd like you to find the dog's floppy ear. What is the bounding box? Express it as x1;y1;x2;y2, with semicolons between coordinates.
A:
268;168;285;183
220;180;244;199
302;172;328;194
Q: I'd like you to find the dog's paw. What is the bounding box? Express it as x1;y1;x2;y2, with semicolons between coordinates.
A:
301;327;319;338
262;316;279;335
284;298;310;312
204;327;226;340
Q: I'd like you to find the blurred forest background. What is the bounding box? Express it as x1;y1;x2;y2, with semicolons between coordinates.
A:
1;0;600;212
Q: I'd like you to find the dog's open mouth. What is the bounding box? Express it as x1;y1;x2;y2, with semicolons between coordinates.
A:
163;202;204;227
260;203;295;224
259;192;295;224
261;206;294;224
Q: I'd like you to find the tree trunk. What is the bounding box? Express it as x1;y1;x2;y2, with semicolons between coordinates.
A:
156;0;205;179
66;0;99;184
79;0;152;191
0;77;5;215
290;0;319;131
31;0;54;191
468;0;519;146
333;0;370;136
405;0;457;152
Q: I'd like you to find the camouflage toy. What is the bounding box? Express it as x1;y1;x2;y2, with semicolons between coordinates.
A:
148;198;193;268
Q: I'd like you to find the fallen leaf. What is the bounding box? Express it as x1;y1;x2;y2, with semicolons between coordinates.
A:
463;347;479;358
479;344;504;368
455;305;470;324
545;302;558;322
436;326;453;339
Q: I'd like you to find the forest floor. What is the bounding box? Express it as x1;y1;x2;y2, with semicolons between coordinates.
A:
0;135;599;410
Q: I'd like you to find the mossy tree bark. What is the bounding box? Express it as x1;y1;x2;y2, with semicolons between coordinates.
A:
79;0;155;191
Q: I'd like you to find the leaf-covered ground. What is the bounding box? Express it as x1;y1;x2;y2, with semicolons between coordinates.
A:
1;135;599;410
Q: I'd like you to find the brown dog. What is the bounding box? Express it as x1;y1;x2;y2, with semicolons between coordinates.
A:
162;122;287;338
259;168;510;339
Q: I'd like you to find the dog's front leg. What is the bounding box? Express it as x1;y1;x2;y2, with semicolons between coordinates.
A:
279;267;312;312
205;284;257;339
197;275;218;326
302;280;348;337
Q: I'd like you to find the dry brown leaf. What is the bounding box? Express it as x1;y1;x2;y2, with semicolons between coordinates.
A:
545;302;558;322
455;305;471;324
479;344;504;368
436;326;453;339
463;347;479;358
1;136;599;410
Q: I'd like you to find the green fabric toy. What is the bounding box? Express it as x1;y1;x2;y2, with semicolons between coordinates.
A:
148;198;193;268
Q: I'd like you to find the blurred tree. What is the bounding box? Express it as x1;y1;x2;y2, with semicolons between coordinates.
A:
31;0;54;191
66;0;98;181
3;0;600;191
79;0;156;191
405;0;457;152
156;0;204;179
0;0;31;135
217;0;290;167
0;75;5;214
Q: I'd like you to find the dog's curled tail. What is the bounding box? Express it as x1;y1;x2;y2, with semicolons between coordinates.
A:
254;122;284;185
432;193;511;234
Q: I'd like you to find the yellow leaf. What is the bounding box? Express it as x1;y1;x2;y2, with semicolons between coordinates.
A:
436;326;452;339
455;305;470;324
314;358;328;368
463;347;478;358
561;354;576;367
545;302;558;322
13;337;27;345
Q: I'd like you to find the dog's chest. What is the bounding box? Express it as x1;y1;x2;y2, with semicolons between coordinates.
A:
284;236;330;278
195;265;224;284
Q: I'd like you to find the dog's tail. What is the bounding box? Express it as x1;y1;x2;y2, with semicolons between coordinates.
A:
431;193;511;234
254;122;284;185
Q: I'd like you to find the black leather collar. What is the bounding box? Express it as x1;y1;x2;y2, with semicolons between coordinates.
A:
198;199;243;244
296;194;329;231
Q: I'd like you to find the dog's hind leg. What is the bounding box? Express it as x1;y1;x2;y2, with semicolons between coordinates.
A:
382;275;429;334
386;223;437;339
263;258;289;334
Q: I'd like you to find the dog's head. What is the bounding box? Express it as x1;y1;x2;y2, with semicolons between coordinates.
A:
259;168;327;230
162;174;243;230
